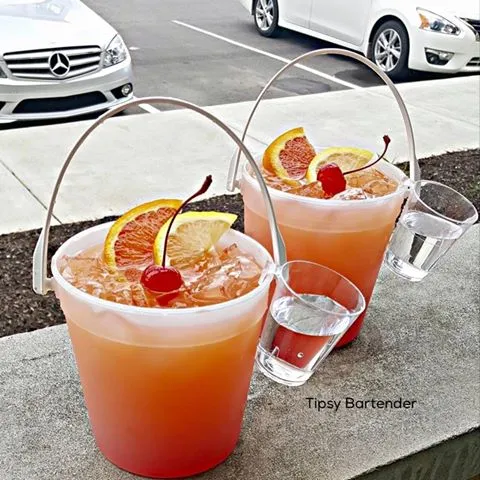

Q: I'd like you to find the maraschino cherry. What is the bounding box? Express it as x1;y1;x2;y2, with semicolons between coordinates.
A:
141;175;213;304
141;265;183;297
317;135;391;198
317;163;346;198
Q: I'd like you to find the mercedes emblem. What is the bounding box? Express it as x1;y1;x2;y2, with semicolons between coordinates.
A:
48;52;70;78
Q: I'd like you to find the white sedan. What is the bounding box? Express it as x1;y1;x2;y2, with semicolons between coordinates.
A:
0;0;133;123
238;0;480;79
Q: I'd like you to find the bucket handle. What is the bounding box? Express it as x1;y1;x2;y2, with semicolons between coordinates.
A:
33;97;287;295
227;48;420;191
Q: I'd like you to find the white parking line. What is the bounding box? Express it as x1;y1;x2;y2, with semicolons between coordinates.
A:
133;97;161;114
172;20;362;91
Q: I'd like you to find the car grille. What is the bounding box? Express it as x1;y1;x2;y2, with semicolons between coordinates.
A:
12;92;107;114
3;46;102;80
461;18;480;39
467;57;480;67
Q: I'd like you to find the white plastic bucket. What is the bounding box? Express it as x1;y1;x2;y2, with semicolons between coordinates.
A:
32;96;285;478
52;222;273;478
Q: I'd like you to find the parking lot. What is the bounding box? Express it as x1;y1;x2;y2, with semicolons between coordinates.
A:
88;0;377;103
2;0;473;130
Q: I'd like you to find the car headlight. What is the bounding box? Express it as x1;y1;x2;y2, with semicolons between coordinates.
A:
417;8;460;35
0;65;6;78
103;35;128;67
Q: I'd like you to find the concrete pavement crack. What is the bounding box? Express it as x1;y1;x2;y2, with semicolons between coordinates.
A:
0;158;62;224
20;349;66;363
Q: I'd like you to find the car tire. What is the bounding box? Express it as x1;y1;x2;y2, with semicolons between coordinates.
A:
371;20;410;81
253;0;280;37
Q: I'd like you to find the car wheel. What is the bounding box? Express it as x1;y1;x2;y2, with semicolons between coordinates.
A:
371;20;410;80
254;0;279;37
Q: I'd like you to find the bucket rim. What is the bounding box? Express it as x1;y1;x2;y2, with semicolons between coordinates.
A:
242;157;409;206
51;222;274;316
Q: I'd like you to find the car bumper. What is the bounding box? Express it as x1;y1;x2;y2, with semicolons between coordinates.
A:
0;58;134;122
408;27;480;73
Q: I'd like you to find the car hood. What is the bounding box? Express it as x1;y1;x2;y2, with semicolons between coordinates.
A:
416;0;479;20
0;0;117;55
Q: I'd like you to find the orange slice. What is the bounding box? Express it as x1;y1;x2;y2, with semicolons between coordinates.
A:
305;147;374;183
263;127;316;184
104;199;182;269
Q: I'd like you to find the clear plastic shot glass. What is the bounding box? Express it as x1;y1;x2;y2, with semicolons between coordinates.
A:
256;261;365;386
385;180;478;282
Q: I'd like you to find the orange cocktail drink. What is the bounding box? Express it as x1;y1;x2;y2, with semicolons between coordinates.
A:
64;306;260;477
241;131;407;347
52;211;273;478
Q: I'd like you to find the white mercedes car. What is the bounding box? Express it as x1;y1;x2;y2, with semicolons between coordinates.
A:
239;0;480;79
0;0;133;123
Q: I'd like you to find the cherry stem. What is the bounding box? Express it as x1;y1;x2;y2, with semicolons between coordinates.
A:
161;175;213;267
344;135;391;175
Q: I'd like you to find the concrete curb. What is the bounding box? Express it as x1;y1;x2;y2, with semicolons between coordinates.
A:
0;222;478;480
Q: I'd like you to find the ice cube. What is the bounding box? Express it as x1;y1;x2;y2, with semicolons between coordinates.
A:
363;179;396;197
221;244;261;280
60;256;103;282
262;168;299;192
187;262;232;302
332;187;367;200
99;281;133;305
287;182;325;199
345;171;378;188
179;245;261;306
220;243;241;259
131;284;153;307
237;255;262;280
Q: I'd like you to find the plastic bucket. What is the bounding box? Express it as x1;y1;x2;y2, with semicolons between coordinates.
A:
51;222;273;478
241;159;408;347
33;96;285;477
227;49;420;348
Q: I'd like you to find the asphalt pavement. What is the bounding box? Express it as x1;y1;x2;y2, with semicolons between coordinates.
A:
1;0;470;130
85;0;376;104
84;0;471;102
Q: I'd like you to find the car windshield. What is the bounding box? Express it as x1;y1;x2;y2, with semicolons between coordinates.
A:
0;0;72;20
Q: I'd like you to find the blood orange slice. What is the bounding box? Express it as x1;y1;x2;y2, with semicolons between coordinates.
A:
263;127;316;184
104;199;182;269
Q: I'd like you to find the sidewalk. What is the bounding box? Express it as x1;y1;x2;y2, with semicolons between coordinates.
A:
0;76;479;235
